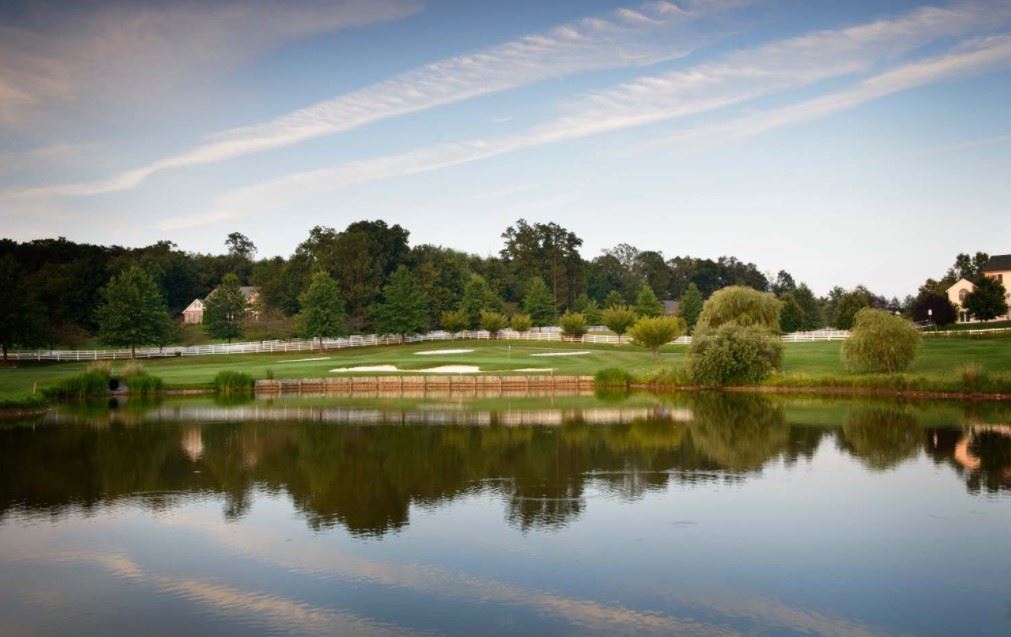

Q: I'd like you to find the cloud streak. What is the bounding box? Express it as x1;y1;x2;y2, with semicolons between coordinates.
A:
0;0;420;128
9;1;740;199
159;0;1011;229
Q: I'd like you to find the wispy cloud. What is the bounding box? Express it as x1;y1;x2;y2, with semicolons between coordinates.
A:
10;1;744;199
0;0;421;127
158;0;1011;230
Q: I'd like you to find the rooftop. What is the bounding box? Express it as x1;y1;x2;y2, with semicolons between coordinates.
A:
982;254;1011;272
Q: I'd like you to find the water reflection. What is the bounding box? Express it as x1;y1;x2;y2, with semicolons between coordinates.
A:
2;394;1009;537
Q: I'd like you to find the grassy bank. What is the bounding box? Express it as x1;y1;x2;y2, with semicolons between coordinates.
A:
4;335;1011;403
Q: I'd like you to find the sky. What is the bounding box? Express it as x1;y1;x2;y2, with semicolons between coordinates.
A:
1;0;1010;298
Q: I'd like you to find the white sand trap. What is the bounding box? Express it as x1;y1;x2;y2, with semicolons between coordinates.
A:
420;365;481;374
280;356;331;363
512;368;555;372
330;365;402;373
414;349;474;356
529;351;590;357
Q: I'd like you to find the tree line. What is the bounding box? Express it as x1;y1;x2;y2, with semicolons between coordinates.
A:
2;219;1004;356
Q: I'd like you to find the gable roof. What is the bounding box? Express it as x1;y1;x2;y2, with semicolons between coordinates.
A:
982;254;1011;272
946;278;974;293
239;286;259;299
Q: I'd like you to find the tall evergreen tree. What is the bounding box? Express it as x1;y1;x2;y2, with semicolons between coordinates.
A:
297;270;347;350
523;277;557;327
0;255;47;361
95;265;170;358
634;284;664;317
374;266;430;336
203;273;247;343
458;274;501;328
603;290;625;309
679;283;704;331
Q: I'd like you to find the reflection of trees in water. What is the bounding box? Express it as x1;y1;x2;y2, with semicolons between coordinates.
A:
926;425;1011;494
838;407;922;470
685;394;792;472
6;398;1005;536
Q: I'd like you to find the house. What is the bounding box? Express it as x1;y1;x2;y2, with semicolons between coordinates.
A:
662;300;680;316
181;286;260;325
947;254;1011;323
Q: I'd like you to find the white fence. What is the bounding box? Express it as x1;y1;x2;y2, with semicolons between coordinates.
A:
6;328;851;362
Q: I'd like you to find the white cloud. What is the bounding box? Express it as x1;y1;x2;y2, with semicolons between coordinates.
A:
0;0;421;127
159;1;1011;229
11;1;743;199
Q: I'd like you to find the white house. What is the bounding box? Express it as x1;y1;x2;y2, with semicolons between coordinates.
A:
182;286;260;325
946;254;1011;323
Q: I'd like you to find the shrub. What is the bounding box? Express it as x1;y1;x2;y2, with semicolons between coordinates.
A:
265;368;275;380
559;311;588;338
479;310;509;337
601;305;637;337
125;373;164;395
87;360;114;375
594;367;632;387
441;309;470;333
695;286;781;334
510;313;533;333
44;370;110;399
688;324;783;386
119;361;146;378
842;308;920;374
628;315;684;356
959;363;987;392
213;370;255;395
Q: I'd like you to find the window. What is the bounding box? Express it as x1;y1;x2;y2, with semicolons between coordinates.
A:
998;273;1004;283
959;289;969;302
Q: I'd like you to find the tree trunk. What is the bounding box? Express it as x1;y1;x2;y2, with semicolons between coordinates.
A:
131;344;136;359
318;336;324;352
2;343;7;363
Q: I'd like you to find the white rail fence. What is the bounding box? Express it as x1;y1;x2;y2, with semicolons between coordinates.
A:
6;328;852;362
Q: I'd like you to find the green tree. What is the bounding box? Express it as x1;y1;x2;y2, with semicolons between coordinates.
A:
479;310;509;338
779;293;804;333
571;293;602;324
510;313;533;333
373;266;429;337
634;284;664;317
459;274;501;329
603;290;625;309
559;311;588;338
964;276;1009;322
628;316;684;357
203;273;248;343
688;324;783;386
0;255;47;361
95;265;171;358
842;308;920;374
523;277;557;327
296;270;346;350
440;309;470;333
679;283;704;332
695;285;781;334
601;305;637;338
792;283;823;331
910;291;957;326
834;290;872;330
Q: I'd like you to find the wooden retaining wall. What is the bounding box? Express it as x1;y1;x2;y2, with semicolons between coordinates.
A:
255;375;594;397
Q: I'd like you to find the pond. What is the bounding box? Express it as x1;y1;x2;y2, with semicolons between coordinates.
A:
1;393;1010;636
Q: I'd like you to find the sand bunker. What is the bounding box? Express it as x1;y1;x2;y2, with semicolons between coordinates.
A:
330;365;401;373
280;356;331;363
529;351;590;357
419;365;481;374
414;349;475;355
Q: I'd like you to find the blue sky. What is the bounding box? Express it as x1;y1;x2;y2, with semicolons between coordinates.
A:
1;0;1010;297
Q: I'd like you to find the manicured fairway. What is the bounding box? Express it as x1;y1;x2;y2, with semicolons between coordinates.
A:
3;335;1011;401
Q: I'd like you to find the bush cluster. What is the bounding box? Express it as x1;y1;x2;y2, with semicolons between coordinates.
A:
688;324;783;387
213;370;255;394
842;308;920;374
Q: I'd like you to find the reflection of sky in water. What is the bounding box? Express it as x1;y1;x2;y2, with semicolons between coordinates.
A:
2;398;1011;635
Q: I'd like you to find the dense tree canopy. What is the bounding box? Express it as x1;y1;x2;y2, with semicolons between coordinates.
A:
95;265;171;357
203;273;248;343
297;270;347;349
964;276;1009;322
373;266;429;336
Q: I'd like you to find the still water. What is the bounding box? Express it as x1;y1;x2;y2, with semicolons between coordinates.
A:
1;393;1009;636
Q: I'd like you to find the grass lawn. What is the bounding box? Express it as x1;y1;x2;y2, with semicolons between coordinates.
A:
3;335;1011;402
